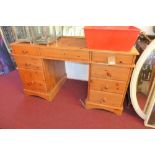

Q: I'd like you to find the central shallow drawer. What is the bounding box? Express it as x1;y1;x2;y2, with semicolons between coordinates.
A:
91;64;131;81
90;78;126;94
40;47;90;62
88;90;123;107
91;51;134;65
14;56;43;70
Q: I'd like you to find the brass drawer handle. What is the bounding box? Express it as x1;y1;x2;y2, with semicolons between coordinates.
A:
101;86;108;91
104;85;108;90
106;72;111;77
36;66;40;69
22;50;28;54
25;63;31;67
27;81;34;86
100;98;106;104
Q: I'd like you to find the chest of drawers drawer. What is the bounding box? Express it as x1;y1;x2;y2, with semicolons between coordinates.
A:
18;69;45;83
40;47;90;62
23;81;47;92
88;90;123;107
91;64;131;81
12;44;39;56
90;78;126;94
91;51;134;65
14;56;43;70
18;69;47;92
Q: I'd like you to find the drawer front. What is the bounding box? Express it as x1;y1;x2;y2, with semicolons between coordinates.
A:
88;90;123;107
67;50;90;61
90;78;126;94
40;48;66;59
18;69;47;92
91;64;131;81
12;44;39;56
40;48;90;62
14;56;43;70
18;69;45;83
91;51;134;65
23;81;47;92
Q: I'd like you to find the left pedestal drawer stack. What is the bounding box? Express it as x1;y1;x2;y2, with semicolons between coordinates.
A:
11;43;67;101
13;52;49;98
14;56;48;93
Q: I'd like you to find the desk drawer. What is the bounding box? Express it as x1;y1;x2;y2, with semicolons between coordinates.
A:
88;90;123;107
23;81;47;92
18;69;45;83
91;51;134;65
14;56;43;70
91;64;131;81
67;50;90;62
12;44;39;56
41;48;90;62
90;78;126;94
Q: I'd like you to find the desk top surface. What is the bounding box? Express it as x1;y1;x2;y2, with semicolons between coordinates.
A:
11;37;139;55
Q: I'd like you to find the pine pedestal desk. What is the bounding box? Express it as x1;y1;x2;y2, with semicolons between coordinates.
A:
11;37;139;115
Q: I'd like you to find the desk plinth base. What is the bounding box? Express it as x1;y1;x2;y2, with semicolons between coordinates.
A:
24;76;67;101
85;99;123;115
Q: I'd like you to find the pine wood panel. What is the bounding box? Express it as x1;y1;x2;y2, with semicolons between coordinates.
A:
18;69;45;82
88;90;123;107
18;68;47;93
23;80;47;92
91;64;131;81
11;37;138;115
90;78;126;94
39;47;90;62
14;55;43;70
91;51;134;65
11;43;39;56
42;59;66;92
53;61;66;82
85;100;123;115
24;75;67;101
42;60;57;92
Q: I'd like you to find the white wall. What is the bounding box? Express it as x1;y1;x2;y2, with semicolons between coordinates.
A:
65;62;89;81
66;26;154;81
136;26;154;35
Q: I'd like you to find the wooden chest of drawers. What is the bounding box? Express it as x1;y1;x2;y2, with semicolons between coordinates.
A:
90;78;126;94
11;37;138;115
85;49;137;115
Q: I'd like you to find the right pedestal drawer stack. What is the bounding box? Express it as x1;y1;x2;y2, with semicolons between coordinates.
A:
86;47;139;115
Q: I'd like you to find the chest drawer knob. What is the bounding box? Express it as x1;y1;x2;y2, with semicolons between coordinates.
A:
22;50;28;54
25;63;31;67
116;83;120;90
100;98;106;104
116;87;119;90
104;85;108;90
106;72;111;78
27;81;34;86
